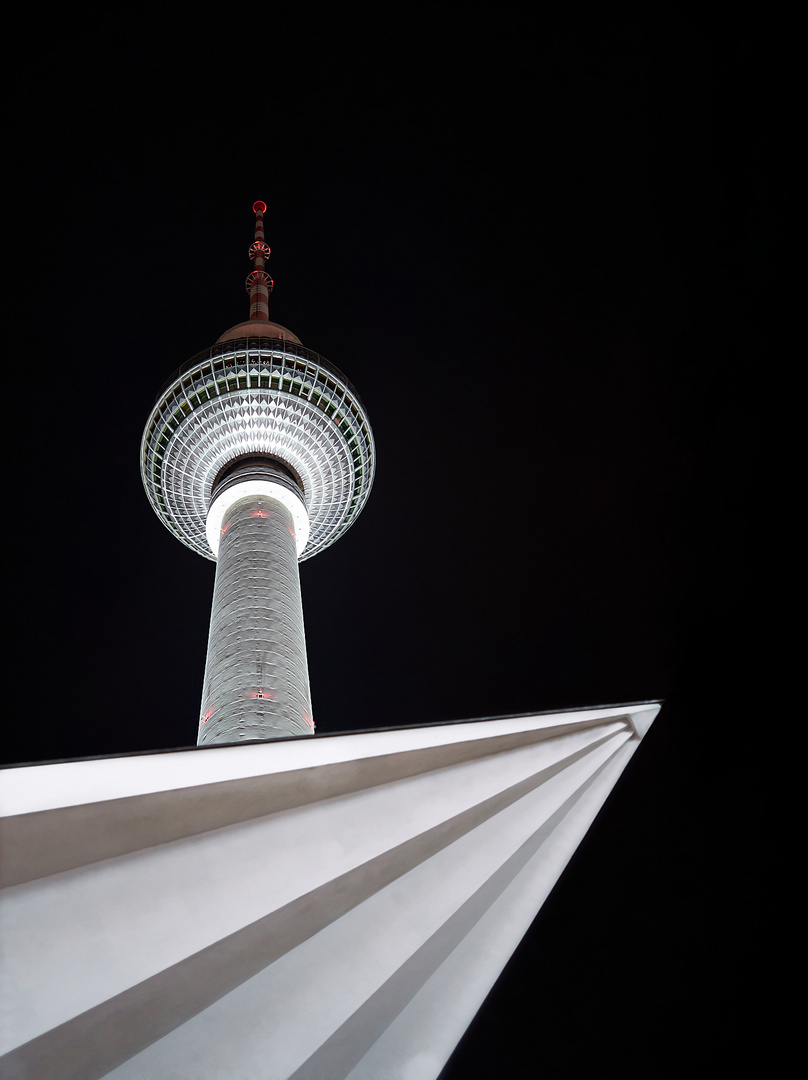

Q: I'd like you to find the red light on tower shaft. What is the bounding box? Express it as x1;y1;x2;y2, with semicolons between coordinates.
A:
252;200;267;215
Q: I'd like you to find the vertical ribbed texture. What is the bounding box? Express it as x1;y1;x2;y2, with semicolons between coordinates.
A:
198;493;313;744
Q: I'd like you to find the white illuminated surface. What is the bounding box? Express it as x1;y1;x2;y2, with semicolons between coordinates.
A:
0;703;660;1080
205;479;310;557
141;341;375;562
0;704;658;816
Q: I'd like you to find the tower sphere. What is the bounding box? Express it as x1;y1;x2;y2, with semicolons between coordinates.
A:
141;304;374;561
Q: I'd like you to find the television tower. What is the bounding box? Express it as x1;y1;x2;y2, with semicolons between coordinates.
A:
141;202;375;745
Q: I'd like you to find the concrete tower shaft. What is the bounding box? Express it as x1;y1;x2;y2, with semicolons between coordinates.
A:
199;458;313;744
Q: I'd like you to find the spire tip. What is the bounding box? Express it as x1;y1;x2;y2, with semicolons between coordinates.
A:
253;200;267;215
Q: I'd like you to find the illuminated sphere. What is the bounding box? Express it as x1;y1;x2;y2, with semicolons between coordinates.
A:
141;319;375;561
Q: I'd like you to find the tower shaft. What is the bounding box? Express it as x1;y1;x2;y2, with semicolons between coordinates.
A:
198;461;313;744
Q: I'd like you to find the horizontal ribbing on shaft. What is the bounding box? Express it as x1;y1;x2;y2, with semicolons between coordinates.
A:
198;487;313;745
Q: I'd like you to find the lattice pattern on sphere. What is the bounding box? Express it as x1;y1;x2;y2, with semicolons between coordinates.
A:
141;338;375;561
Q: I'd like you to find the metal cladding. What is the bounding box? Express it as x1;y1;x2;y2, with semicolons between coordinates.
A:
140;204;375;743
141;335;374;562
198;459;313;744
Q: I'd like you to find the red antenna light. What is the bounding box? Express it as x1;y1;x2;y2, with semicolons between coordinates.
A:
252;200;267;215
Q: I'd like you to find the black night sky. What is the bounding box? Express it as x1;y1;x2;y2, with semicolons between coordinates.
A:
7;8;764;1078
